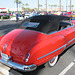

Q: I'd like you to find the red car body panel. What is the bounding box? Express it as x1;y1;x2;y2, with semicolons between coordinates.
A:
72;20;75;24
0;15;75;71
0;26;75;66
0;29;48;65
26;26;75;65
28;35;66;65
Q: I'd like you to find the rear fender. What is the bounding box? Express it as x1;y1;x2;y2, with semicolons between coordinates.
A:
25;35;66;66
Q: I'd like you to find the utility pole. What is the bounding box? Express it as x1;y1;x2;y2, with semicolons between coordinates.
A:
70;0;71;12
38;0;39;12
46;0;47;12
59;0;61;12
66;0;67;11
16;0;18;22
17;0;18;12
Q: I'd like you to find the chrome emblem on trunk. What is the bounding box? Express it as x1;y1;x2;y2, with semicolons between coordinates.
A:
3;44;8;51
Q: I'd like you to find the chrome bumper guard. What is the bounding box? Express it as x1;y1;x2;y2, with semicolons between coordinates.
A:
0;59;37;72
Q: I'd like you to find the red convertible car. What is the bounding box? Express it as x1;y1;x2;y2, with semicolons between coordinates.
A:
0;15;75;72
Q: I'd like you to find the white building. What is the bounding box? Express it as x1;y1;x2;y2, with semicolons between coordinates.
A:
0;8;9;13
0;8;23;13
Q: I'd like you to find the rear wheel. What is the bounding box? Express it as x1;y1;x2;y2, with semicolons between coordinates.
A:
48;56;58;67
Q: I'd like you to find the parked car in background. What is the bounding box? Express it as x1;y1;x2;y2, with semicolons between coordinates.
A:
63;13;71;17
71;13;75;18
0;14;1;19
62;12;71;17
0;15;75;72
72;18;75;24
10;16;25;21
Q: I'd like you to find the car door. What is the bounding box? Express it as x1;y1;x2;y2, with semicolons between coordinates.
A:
65;25;75;47
58;24;75;47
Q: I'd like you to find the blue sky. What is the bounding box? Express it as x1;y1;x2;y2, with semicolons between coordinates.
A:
0;0;75;9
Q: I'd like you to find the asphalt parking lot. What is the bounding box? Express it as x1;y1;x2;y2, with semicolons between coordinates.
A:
0;20;75;75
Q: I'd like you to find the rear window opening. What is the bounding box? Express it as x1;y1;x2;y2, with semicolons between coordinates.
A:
22;22;40;28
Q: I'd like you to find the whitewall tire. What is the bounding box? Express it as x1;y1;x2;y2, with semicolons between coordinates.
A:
48;56;58;67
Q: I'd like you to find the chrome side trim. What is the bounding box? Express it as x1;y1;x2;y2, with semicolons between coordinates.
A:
47;25;74;35
38;37;75;60
68;38;75;44
0;59;37;72
57;25;74;32
38;44;67;60
49;31;57;35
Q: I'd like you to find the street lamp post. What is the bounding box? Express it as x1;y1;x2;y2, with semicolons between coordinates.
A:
70;0;71;12
46;0;47;12
59;0;61;12
16;0;18;22
38;0;39;12
17;0;18;12
66;0;67;11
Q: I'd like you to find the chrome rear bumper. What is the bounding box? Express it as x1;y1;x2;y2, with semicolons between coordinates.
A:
0;59;37;72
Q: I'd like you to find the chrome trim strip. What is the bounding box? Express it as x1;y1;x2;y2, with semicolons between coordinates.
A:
49;31;57;35
68;38;75;44
38;37;75;60
25;53;30;62
58;25;74;32
47;25;74;35
0;59;37;72
38;44;67;60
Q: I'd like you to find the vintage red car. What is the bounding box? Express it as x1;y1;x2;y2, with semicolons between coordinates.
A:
0;15;75;72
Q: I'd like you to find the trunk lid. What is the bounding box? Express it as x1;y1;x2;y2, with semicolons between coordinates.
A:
0;29;47;64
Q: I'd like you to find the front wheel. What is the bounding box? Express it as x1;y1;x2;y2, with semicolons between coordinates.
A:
48;56;58;67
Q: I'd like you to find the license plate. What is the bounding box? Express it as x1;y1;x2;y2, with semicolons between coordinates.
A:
1;52;8;62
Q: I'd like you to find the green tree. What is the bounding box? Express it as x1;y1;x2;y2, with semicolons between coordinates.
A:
39;4;42;8
25;3;29;11
54;5;57;9
34;8;37;11
71;5;74;11
25;3;29;7
68;5;74;11
21;7;25;11
22;4;25;11
51;5;54;9
14;0;18;12
61;5;63;11
18;1;22;12
48;4;51;8
39;4;42;11
22;3;24;6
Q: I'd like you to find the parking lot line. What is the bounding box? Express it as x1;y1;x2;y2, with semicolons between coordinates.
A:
0;64;10;75
0;67;9;75
59;59;75;75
